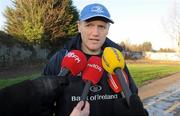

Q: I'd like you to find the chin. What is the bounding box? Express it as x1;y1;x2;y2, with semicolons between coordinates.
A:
89;45;101;50
90;48;101;53
89;47;100;51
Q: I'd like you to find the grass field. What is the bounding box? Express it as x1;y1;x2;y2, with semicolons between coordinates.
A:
0;73;41;89
127;63;180;86
0;62;180;89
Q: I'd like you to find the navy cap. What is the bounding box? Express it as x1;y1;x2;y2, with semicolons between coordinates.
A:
79;3;114;24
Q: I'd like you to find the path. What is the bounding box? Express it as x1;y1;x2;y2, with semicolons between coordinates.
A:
139;72;180;116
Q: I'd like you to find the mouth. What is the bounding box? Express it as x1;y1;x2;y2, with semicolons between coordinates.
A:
89;38;100;42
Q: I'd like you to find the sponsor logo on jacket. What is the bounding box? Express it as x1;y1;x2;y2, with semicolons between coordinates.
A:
90;85;102;92
71;94;118;102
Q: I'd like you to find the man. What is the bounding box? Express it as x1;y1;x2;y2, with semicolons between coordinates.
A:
43;3;148;116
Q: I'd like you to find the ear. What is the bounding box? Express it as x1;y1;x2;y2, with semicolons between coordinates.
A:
106;23;110;35
77;21;81;33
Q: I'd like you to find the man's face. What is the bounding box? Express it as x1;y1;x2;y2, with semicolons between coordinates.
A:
78;20;110;55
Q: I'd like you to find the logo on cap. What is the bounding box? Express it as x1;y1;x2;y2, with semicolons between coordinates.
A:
91;5;104;14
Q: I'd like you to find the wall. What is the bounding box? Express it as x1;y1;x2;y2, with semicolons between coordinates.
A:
144;52;180;61
0;43;49;67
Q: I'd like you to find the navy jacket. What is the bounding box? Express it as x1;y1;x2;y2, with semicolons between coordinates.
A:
43;34;146;116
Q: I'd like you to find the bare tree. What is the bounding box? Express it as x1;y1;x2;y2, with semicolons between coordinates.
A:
163;0;180;52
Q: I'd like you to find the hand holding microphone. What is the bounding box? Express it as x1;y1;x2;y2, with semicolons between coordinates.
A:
81;56;104;101
0;50;87;116
0;75;68;116
70;101;90;116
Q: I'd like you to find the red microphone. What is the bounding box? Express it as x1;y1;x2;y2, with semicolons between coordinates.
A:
81;56;104;101
58;50;87;76
107;70;129;93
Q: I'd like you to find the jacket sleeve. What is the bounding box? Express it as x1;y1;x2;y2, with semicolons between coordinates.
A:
0;75;68;116
42;49;67;76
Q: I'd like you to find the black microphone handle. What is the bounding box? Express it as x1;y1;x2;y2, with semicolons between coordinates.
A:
58;67;70;77
114;68;132;106
81;81;91;101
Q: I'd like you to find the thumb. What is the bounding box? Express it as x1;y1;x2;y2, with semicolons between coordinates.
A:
75;101;84;110
70;101;84;116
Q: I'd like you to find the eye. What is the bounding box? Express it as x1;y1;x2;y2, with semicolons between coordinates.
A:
99;25;105;29
98;25;106;30
85;23;93;27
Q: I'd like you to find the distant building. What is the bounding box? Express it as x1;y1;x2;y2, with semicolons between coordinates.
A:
123;51;143;60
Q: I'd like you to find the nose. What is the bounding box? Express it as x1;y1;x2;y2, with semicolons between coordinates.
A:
91;26;99;37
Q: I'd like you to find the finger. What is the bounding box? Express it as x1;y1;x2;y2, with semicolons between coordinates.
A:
75;101;84;110
84;101;90;110
70;108;79;116
70;101;84;116
80;101;90;116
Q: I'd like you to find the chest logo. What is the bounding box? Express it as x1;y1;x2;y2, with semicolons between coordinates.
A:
89;85;102;92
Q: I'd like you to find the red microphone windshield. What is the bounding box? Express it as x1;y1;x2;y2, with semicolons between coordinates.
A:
107;70;129;93
107;74;121;93
82;56;104;85
61;50;87;76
